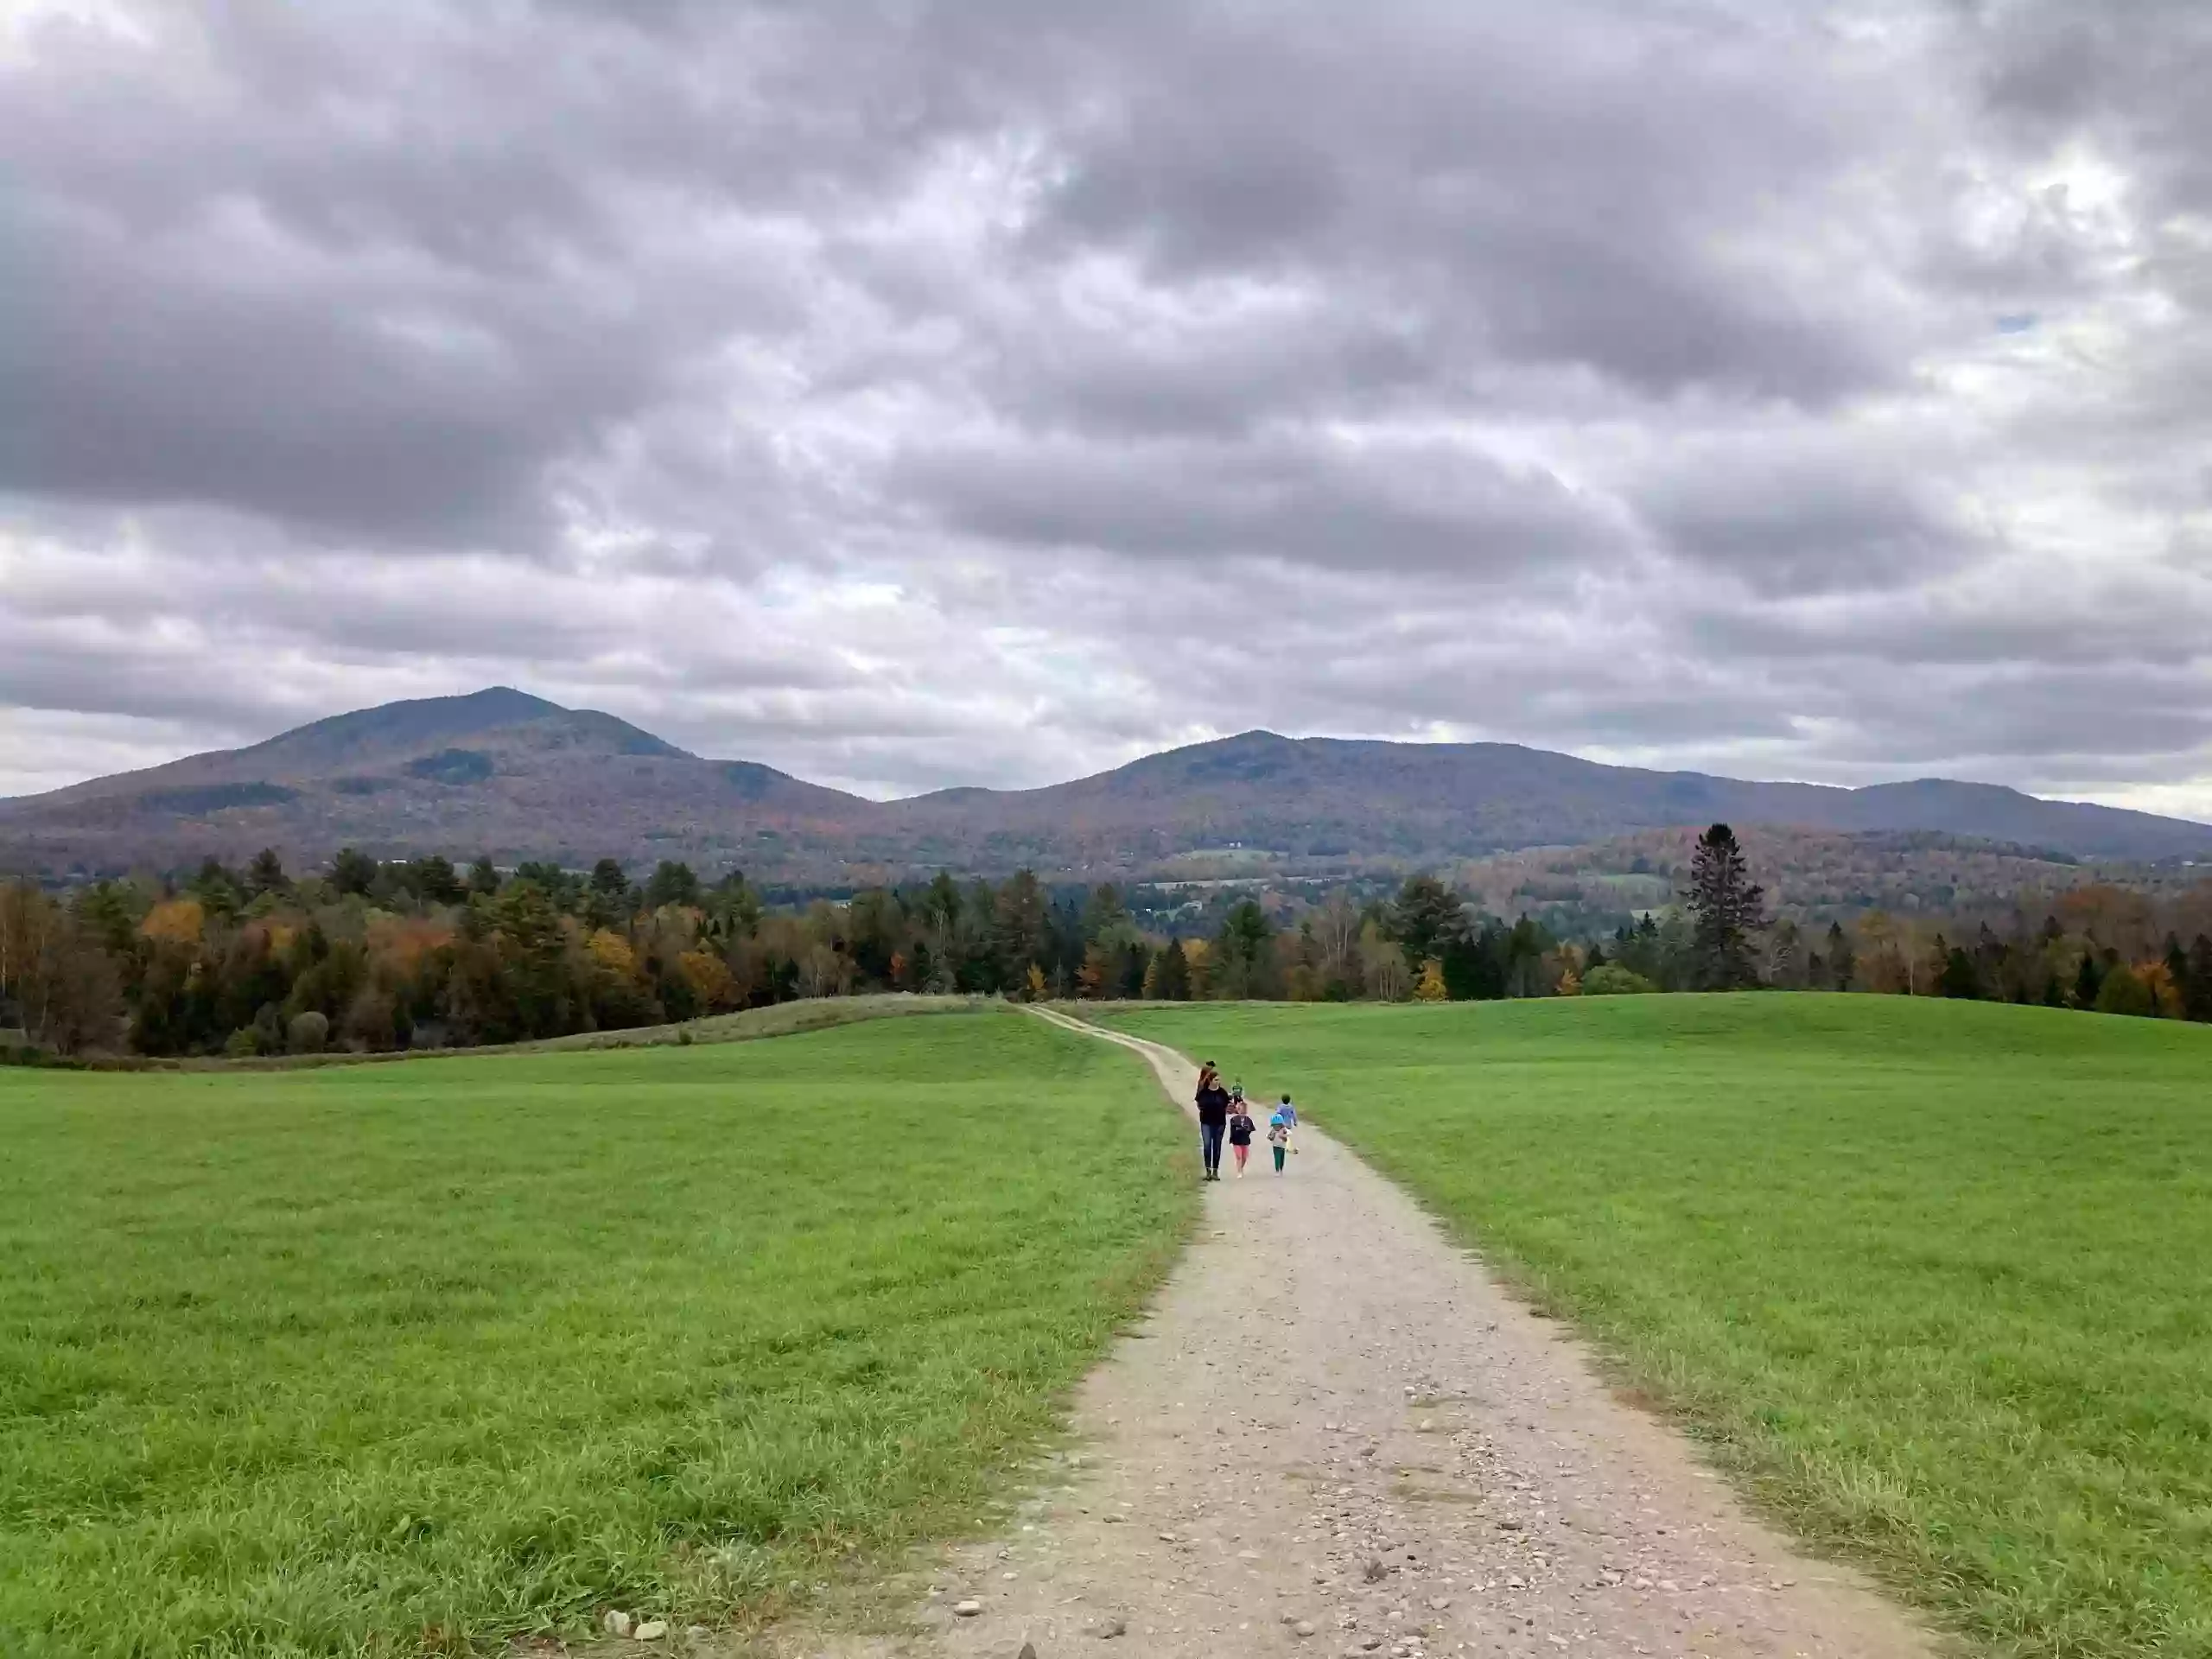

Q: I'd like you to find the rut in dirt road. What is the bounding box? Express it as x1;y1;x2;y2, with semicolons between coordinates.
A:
891;1007;1937;1659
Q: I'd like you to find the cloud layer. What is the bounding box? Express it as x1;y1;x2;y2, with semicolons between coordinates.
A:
5;0;2210;811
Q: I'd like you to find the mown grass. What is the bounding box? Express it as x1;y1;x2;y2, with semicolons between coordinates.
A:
78;992;988;1072
0;1010;1193;1658
1105;994;2212;1659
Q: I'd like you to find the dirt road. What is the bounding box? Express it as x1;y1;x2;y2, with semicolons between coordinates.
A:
840;1008;1939;1659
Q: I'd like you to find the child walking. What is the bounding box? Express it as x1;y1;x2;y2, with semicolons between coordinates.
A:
1227;1092;1256;1177
1267;1104;1293;1173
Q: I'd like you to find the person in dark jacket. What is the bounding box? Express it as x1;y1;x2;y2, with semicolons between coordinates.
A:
1195;1061;1230;1182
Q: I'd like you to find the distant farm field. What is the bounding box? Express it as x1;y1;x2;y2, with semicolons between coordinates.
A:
1106;995;2212;1659
0;1012;1192;1659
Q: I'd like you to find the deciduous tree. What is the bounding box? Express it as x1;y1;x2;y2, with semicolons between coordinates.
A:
21;910;123;1054
2094;963;2153;1017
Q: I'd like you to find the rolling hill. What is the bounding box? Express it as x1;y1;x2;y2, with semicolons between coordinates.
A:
3;690;2209;880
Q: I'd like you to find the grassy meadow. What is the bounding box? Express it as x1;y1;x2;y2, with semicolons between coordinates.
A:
1107;995;2212;1659
0;1010;1192;1658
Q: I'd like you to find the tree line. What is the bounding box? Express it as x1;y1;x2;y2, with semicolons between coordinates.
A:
4;823;2211;1058
1574;824;2212;1019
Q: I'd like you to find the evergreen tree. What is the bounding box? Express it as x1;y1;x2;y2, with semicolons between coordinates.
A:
1826;920;1854;989
2188;935;2212;1023
956;878;1000;991
1210;899;1277;1001
1152;939;1192;1001
73;880;143;967
1939;945;1980;999
2164;934;2192;1015
467;856;502;898
644;861;701;910
697;877;761;950
2072;949;2104;1008
1120;939;1150;997
921;871;963;934
408;854;463;906
1685;823;1763;989
1454;918;1510;1000
189;857;245;918
1389;874;1466;969
492;880;575;1039
1440;919;1504;1000
1504;915;1550;998
1083;883;1134;944
329;847;378;897
1975;922;2009;993
245;848;289;899
992;870;1049;988
512;861;581;910
1046;893;1087;988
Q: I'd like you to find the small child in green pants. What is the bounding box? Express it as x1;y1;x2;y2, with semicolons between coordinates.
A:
1267;1106;1292;1173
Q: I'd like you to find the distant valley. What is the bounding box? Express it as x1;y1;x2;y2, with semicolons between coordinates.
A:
4;686;2210;883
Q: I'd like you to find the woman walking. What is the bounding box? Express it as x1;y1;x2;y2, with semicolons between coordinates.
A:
1195;1062;1230;1182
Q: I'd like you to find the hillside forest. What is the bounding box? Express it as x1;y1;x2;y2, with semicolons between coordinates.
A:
5;825;2212;1059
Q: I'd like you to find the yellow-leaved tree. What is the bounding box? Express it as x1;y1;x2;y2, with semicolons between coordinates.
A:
139;898;205;950
677;949;738;1012
586;929;641;981
1413;958;1448;1001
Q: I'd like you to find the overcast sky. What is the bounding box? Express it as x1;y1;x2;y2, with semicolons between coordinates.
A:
3;1;2209;811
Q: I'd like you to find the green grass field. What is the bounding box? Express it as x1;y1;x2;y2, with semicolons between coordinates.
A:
1106;995;2212;1659
95;993;987;1071
0;1010;1192;1659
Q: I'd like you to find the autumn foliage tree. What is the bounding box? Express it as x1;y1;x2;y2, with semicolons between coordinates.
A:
16;829;2212;1065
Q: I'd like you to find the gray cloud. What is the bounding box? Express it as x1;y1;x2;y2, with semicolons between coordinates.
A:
1630;435;1986;598
893;430;1629;575
3;0;2210;817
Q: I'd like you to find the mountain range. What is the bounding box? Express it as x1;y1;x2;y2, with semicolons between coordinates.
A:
4;686;2210;882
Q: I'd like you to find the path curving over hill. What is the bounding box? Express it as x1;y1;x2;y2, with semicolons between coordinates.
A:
832;1007;1937;1659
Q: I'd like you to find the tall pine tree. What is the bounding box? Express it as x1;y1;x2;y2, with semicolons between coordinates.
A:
2187;934;2212;1023
1152;939;1192;1001
1389;874;1467;969
1825;919;1854;989
1685;823;1763;990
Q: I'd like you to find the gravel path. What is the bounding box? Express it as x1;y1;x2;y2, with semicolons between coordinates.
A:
829;1008;1939;1659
